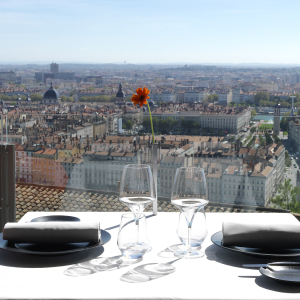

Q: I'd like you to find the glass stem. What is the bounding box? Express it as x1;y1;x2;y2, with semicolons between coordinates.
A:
136;218;139;244
187;225;192;253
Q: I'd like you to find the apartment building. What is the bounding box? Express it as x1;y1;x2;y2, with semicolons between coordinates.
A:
289;118;300;152
158;155;193;198
147;108;251;134
217;90;232;105
32;149;58;185
150;90;175;103
221;163;274;207
3;134;27;144
183;90;209;103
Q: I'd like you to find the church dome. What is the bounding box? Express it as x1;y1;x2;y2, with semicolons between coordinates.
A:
43;82;59;99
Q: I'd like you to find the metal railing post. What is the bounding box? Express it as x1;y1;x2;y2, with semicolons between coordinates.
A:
0;144;16;231
152;143;158;215
1;113;3;145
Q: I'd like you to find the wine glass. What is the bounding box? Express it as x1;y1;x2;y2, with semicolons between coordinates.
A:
119;164;155;253
177;208;207;248
171;167;209;259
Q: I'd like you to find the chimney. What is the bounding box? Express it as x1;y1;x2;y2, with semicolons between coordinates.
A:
260;163;264;172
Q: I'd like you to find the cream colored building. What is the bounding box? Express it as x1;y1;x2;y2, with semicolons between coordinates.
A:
145;109;251;134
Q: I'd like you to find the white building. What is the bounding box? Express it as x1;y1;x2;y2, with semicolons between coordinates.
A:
158;156;193;197
147;108;251;134
232;88;241;103
184;90;209;103
217;90;232;105
289;74;300;85
150;91;175;103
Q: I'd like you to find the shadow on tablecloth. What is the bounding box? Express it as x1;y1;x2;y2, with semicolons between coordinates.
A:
120;261;178;283
64;255;143;277
255;276;300;293
0;246;104;268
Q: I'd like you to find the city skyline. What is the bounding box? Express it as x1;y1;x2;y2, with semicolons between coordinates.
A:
1;0;300;64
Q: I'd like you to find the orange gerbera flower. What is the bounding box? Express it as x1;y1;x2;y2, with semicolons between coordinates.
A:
131;87;150;107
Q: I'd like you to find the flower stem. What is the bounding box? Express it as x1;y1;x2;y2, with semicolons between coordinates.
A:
147;102;155;144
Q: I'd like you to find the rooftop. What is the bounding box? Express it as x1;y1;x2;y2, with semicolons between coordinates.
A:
15;183;290;222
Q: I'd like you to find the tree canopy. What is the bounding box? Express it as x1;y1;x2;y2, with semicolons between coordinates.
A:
251;110;257;117
270;179;300;212
254;91;269;106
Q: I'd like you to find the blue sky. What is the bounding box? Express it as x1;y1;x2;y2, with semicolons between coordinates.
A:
1;0;300;64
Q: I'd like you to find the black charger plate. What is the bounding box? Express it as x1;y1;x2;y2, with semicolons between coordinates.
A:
211;231;300;258
0;215;111;255
260;263;300;284
30;215;80;222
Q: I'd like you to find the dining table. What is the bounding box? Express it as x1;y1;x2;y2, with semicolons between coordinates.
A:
1;211;300;299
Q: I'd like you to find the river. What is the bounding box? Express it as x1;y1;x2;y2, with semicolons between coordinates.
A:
253;114;283;122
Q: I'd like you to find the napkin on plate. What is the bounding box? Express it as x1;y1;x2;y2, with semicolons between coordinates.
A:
3;222;101;244
222;221;300;249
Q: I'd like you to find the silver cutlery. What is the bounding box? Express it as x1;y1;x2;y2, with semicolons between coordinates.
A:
243;262;300;268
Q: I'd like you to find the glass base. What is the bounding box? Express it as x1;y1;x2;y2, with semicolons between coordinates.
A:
174;250;205;259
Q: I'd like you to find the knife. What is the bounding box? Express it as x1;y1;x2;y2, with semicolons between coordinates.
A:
243;262;300;268
243;264;269;268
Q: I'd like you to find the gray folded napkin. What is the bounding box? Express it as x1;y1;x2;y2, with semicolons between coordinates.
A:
3;222;101;244
222;221;300;249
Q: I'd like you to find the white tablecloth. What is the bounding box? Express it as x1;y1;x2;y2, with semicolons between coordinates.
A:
1;212;300;299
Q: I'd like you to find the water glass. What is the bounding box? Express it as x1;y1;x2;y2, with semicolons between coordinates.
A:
177;208;207;247
171;167;208;258
117;213;150;259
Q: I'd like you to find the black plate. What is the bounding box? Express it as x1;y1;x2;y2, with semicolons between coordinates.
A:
260;263;300;284
0;231;111;256
0;215;111;255
211;231;300;258
31;215;80;222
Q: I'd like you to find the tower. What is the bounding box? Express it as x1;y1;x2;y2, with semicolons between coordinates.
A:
273;99;281;135
288;92;297;142
50;62;59;74
290;92;296;117
115;83;126;105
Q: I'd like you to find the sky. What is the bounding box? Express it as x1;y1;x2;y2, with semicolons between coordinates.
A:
1;0;300;64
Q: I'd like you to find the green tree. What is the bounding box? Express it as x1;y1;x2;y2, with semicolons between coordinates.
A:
250;127;256;133
123;120;133;130
30;93;42;102
66;96;74;102
270;179;300;212
265;132;273;145
272;132;282;145
285;150;292;167
259;134;265;147
254;91;269;106
206;94;218;103
61;95;67;102
251;110;257;117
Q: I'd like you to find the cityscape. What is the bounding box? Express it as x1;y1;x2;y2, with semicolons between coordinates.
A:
1;61;300;219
